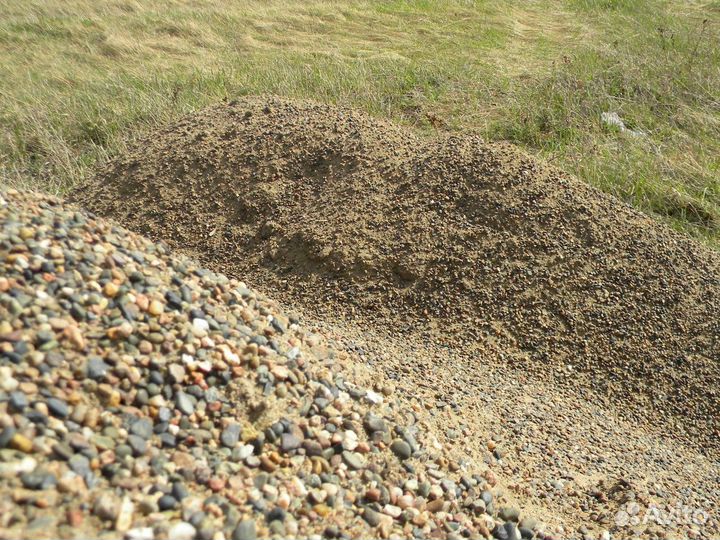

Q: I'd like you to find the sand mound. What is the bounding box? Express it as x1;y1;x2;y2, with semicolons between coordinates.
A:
73;96;720;453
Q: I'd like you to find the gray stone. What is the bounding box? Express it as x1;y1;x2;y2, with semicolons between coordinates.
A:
52;442;73;461
342;451;366;470
390;439;412;460
128;434;147;455
158;495;178;511
86;357;109;380
21;470;56;490
221;423;241;448
8;391;27;411
232;519;257;540
0;427;16;448
69;454;90;476
280;433;302;452
363;507;382;527
94;493;120;521
364;414;387;433
175;391;195;415
499;506;520;522
47;398;69;418
130;417;154;440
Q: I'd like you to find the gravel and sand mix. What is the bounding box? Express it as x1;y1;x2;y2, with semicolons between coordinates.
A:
1;189;543;540
73;96;720;455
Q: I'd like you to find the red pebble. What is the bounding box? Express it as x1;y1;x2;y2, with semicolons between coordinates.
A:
208;477;226;492
66;508;83;527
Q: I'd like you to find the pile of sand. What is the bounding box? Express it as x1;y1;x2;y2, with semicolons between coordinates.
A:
73;96;720;454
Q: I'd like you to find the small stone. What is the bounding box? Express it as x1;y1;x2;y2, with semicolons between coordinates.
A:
128;434;147;455
235;444;254;460
10;432;33;453
309;489;327;504
165;291;183;310
280;433;302;452
116;497;134;532
87;357;109;380
232;519;257;540
168;364;185;383
130;418;154;440
519;527;534;539
265;507;286;523
192;318;209;335
47;398;69;418
342;430;358;451
104;282;119;298
175;391;194;415
0;371;18;392
94;493;120;521
363;507;382;527
390;439;412;460
172;482;189;501
126;528;154;540
69;454;91;476
158;495;178;511
221;423;241;448
148;300;164;316
342;451;366;470
66;508;84;527
313;504;331;518
9;391;28;411
52;442;74;461
21;470;56;490
499;506;520;522
302;440;323;456
168;522;196;540
497;522;521;540
0;427;16;448
364;414;387;433
426;498;445;513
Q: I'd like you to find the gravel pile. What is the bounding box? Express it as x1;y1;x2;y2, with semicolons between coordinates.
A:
0;189;542;540
72;96;720;454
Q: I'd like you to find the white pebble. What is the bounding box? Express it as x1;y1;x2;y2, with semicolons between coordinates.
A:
125;528;154;540
342;430;358;451
115;497;134;532
237;444;254;460
168;522;196;540
0;367;18;392
0;456;37;477
192;318;209;332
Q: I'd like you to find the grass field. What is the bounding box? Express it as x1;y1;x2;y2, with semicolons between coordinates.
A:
1;0;718;245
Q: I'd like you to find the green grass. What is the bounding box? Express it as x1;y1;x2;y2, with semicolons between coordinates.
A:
1;0;718;245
